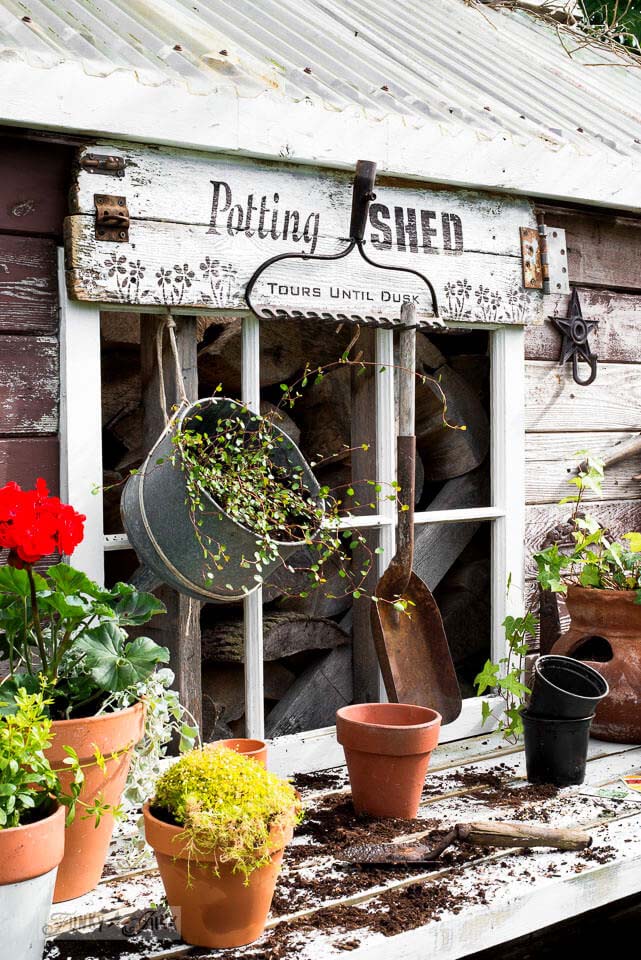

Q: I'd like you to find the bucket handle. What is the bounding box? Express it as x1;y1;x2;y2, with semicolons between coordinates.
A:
157;311;189;426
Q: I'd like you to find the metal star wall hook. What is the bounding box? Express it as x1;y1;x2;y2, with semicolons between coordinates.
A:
550;288;598;386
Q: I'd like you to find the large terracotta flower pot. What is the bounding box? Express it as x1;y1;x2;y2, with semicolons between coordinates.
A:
48;700;145;901
143;802;293;948
0;803;65;959
336;703;442;819
551;586;641;743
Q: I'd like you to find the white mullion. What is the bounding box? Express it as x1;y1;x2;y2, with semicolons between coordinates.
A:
490;327;526;663
57;249;105;585
414;506;505;525
241;314;265;739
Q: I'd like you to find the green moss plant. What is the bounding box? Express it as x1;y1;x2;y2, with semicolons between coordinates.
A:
151;747;303;881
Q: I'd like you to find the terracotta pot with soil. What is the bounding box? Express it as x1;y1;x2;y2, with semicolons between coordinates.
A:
336;703;442;819
144;746;301;949
551;586;641;743
0;803;65;959
48;701;146;902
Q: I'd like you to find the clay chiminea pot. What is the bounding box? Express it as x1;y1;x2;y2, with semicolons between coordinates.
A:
551;586;641;743
336;703;441;819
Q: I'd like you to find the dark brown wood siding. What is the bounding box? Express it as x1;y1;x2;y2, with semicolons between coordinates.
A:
0;137;72;499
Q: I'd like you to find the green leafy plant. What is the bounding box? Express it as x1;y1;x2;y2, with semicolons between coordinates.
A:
0;687;58;828
533;453;641;598
475;451;641;741
151;746;303;881
475;605;537;741
0;563;169;720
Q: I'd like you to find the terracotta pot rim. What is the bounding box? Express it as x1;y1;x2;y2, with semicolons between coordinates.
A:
142;801;294;863
207;738;267;756
0;802;65;884
50;698;145;731
566;584;639;600
336;703;442;732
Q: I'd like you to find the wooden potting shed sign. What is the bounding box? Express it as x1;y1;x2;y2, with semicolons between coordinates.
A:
66;144;543;325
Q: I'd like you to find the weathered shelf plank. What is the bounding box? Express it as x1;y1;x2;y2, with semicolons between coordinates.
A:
0;335;58;434
525;431;641;504
525;361;641;432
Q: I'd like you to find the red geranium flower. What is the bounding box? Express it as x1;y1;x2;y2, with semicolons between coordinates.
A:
0;478;85;566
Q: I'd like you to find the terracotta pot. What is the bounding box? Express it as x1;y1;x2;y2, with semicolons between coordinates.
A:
336;703;442;819
207;737;267;767
143;802;293;948
551;586;641;743
0;803;65;959
48;700;145;901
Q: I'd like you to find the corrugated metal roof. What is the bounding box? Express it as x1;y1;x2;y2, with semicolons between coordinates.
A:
1;0;641;159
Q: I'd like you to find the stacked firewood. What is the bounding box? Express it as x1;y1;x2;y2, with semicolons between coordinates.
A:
101;314;491;738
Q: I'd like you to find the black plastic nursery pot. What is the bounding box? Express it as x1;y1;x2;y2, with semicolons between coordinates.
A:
522;710;594;787
528;655;609;721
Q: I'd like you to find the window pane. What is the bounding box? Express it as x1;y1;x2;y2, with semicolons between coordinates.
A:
415;329;491;511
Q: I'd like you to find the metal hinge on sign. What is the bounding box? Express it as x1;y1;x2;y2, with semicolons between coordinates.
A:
520;217;570;295
94;194;129;242
81;154;125;177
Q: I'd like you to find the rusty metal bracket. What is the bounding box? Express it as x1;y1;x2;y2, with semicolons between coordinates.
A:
94;194;129;242
81;153;125;177
520;227;542;289
521;216;570;294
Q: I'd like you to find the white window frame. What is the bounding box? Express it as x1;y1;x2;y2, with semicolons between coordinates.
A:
58;248;525;772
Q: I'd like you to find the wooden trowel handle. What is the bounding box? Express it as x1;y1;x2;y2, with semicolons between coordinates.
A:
458;821;592;851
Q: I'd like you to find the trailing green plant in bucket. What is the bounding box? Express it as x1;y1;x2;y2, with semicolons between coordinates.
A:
176;395;340;590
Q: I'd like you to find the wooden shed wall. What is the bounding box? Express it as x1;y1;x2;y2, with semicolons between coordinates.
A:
0;139;71;496
525;206;641;615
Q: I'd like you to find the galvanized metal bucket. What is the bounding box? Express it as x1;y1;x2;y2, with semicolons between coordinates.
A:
121;397;322;602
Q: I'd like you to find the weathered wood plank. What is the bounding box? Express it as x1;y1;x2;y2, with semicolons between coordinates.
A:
265;645;353;738
0;235;58;333
65;215;542;325
72;144;535;254
0;138;71;236
525;432;641;504
525;499;641;577
539;207;641;291
527;289;641;363
66;144;542;323
525;360;641;432
0;335;58;434
0;437;58;492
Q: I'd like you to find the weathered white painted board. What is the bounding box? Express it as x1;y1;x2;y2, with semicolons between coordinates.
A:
525;431;641;504
65;144;542;325
529;289;641;363
525;361;641;432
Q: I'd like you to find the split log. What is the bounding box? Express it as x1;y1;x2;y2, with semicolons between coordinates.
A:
201;612;349;663
296;366;352;464
415;361;490;482
413;465;489;590
269;550;353;619
437;558;490;681
202;661;295;740
198;317;355;393
264;645;353;737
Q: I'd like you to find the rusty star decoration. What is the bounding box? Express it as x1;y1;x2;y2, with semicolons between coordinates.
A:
550;288;598;386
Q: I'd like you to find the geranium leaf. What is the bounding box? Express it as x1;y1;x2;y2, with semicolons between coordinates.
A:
109;583;166;626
